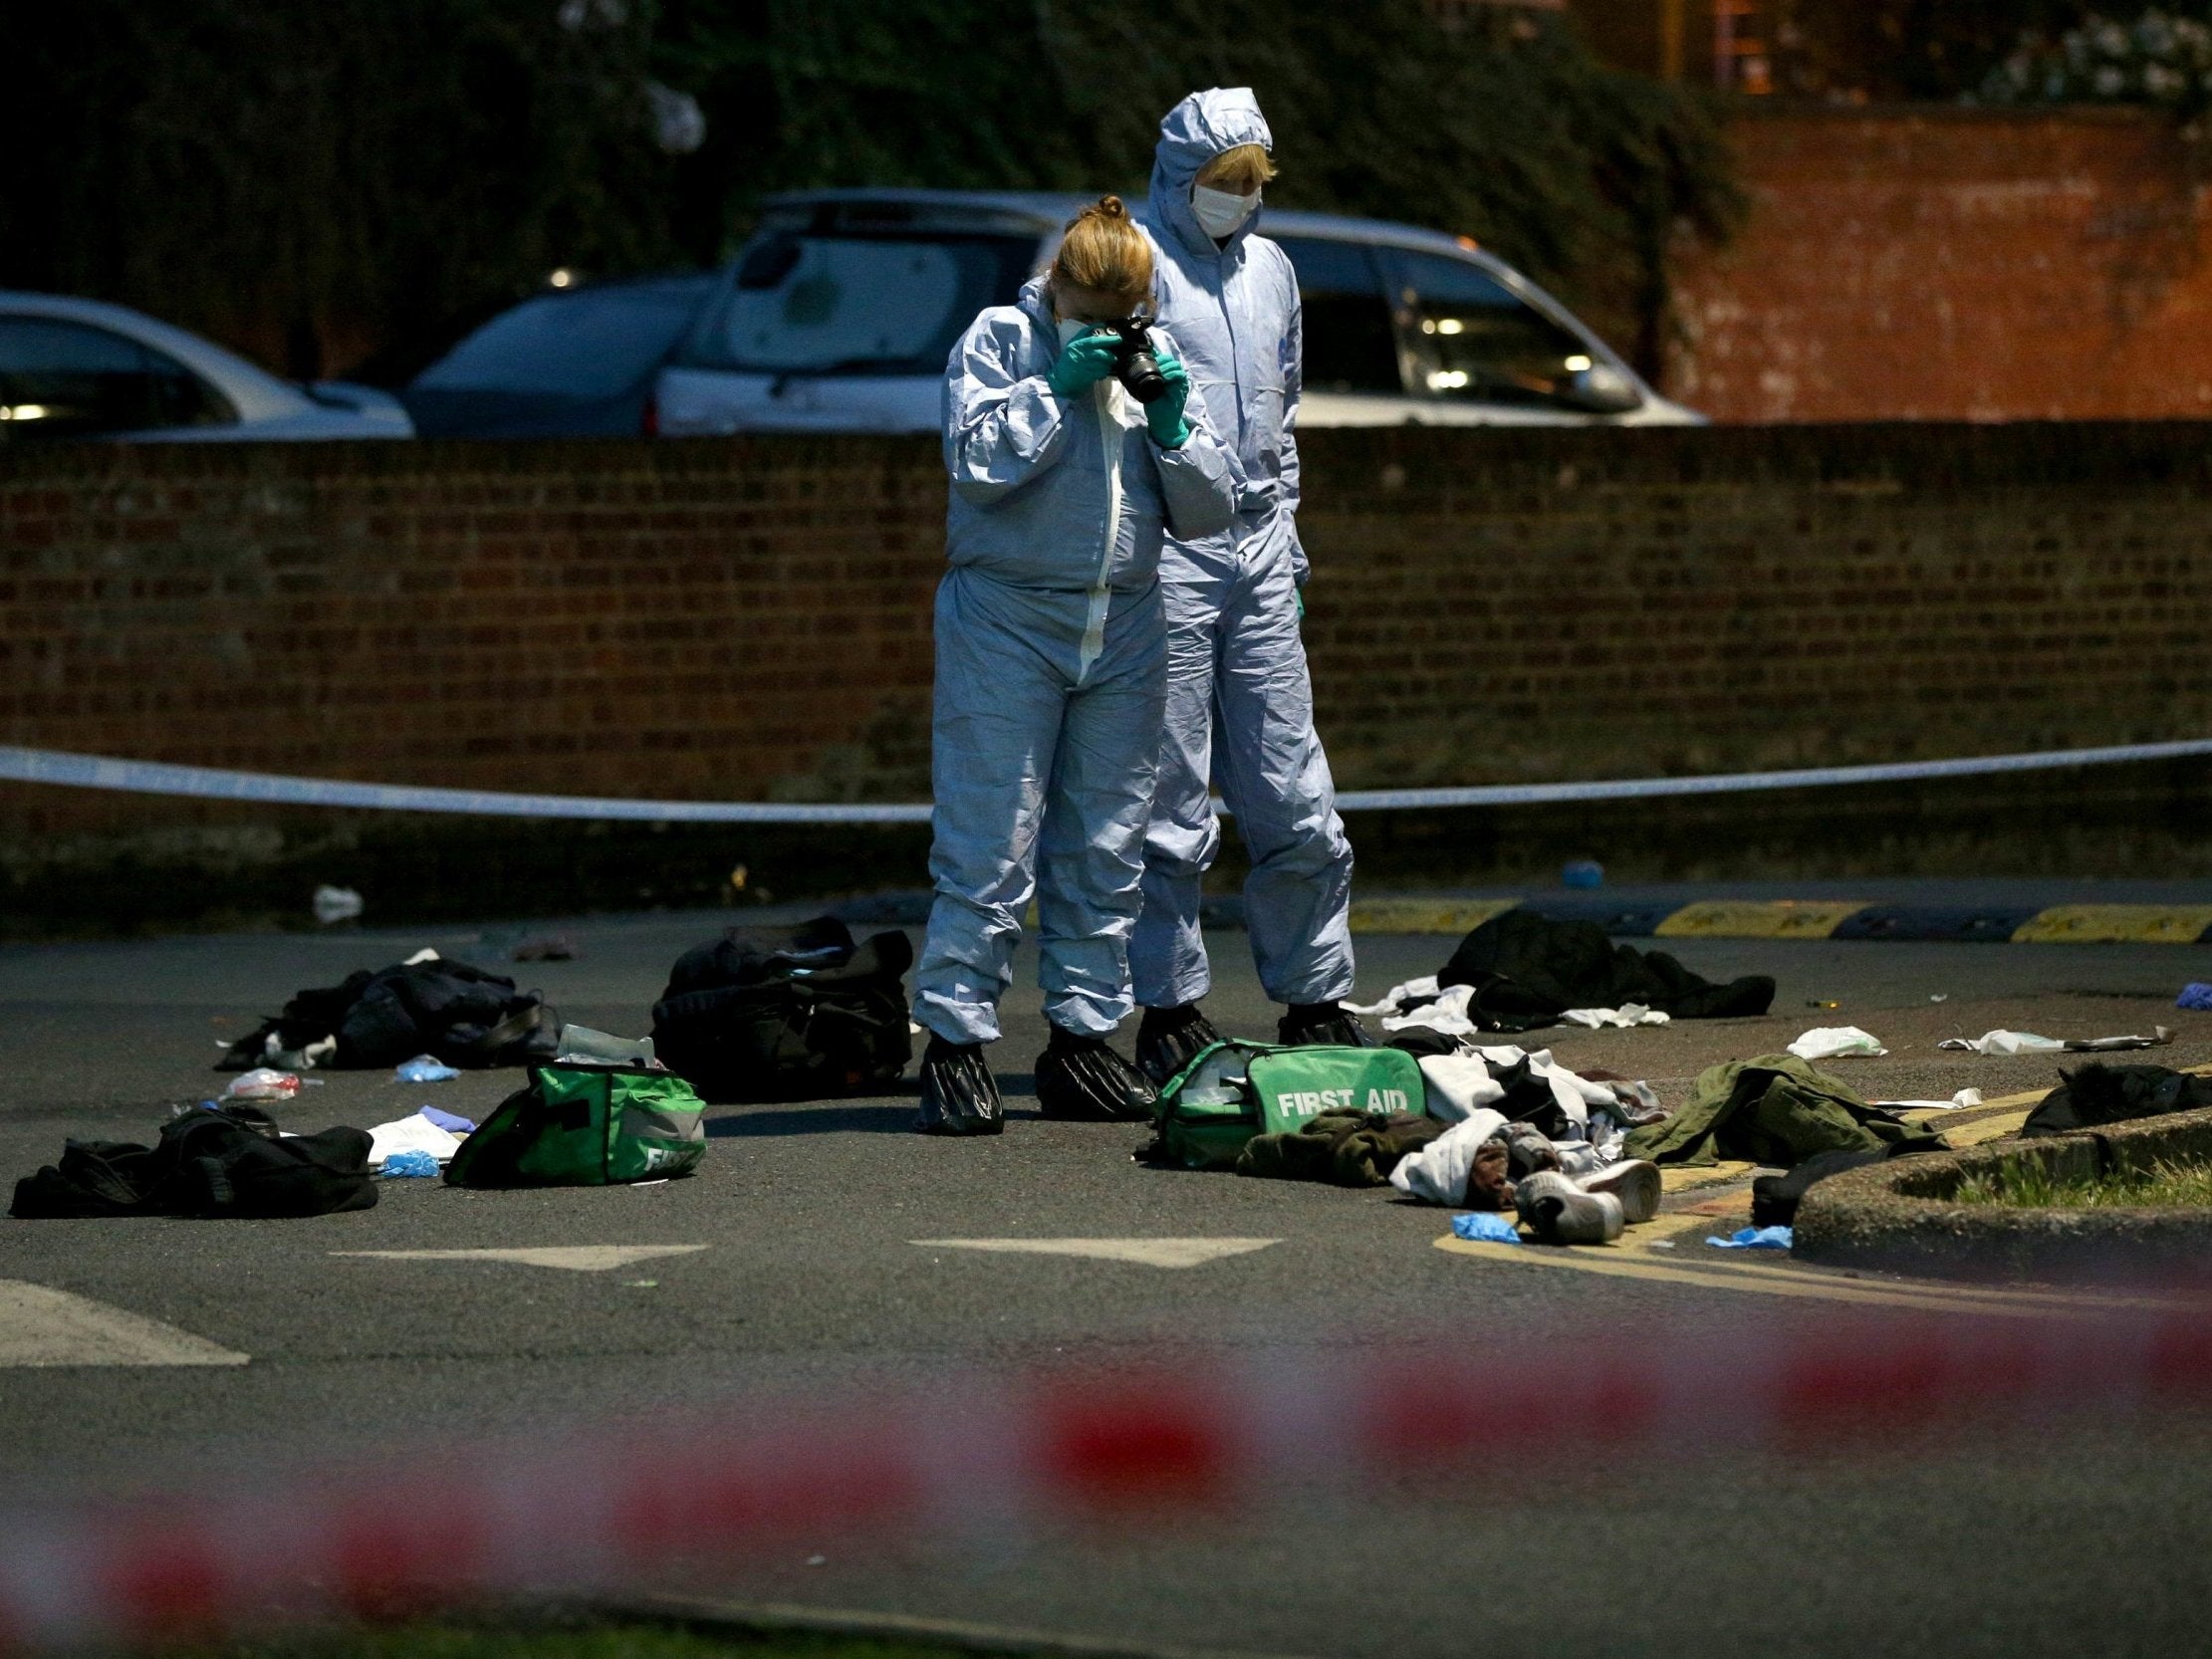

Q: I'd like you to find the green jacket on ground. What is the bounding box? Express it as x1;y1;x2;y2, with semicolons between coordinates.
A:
1623;1053;1948;1169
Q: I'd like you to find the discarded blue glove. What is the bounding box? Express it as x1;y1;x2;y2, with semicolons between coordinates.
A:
2178;983;2212;1011
1451;1212;1522;1245
381;1148;441;1178
1707;1225;1793;1251
419;1106;476;1134
395;1055;461;1082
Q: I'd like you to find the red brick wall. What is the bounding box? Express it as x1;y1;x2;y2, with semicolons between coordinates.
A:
5;427;2212;844
1670;108;2212;422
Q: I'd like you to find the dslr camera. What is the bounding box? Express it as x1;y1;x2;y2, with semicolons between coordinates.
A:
1104;318;1168;405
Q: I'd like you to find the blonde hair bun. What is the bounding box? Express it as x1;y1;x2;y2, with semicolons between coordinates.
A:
1052;195;1153;313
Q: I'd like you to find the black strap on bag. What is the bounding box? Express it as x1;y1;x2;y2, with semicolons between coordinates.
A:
650;917;913;1102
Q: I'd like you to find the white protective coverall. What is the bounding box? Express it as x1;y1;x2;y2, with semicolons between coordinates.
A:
913;275;1237;1046
1130;87;1357;1013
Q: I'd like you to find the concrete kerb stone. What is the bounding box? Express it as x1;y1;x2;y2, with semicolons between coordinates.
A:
1794;1103;2212;1283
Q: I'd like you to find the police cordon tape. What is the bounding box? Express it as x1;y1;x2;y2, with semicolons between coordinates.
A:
2;736;2211;826
8;1304;2212;1650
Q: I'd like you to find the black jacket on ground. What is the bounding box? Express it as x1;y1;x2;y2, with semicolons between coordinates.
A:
1437;910;1775;1035
219;957;560;1071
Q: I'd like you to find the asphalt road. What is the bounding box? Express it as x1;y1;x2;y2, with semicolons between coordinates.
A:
4;896;2212;1657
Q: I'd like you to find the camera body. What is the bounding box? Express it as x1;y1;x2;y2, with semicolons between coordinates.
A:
1105;318;1168;405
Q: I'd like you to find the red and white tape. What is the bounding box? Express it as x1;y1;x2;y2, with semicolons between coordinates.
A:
6;1304;2211;1651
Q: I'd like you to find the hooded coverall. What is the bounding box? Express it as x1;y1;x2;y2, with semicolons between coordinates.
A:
1129;87;1357;1014
913;276;1237;1046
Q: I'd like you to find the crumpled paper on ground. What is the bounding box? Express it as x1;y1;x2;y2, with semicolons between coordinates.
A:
1787;1026;1888;1061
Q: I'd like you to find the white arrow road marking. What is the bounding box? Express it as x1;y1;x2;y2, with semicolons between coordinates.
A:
330;1245;708;1273
0;1281;248;1367
910;1238;1281;1270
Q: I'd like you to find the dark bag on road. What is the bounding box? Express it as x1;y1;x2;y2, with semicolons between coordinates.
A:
2021;1063;2212;1138
649;917;912;1102
218;954;561;1071
10;1106;377;1219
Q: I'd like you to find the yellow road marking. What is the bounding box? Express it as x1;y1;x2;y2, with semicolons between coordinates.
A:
2011;904;2212;944
1347;897;1519;936
1432;1235;2167;1318
1653;900;1867;940
1660;1160;1757;1192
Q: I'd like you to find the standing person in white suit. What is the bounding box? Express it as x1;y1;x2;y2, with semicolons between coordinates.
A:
1128;87;1367;1086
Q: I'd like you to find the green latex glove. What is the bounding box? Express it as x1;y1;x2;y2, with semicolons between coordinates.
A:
1144;346;1193;447
1047;330;1120;399
1295;586;1306;622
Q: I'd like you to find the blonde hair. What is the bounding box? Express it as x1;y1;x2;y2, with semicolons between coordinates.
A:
1197;142;1277;194
1052;195;1153;313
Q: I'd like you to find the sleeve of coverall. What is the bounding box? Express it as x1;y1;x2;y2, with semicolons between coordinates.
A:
1281;269;1310;589
1149;329;1237;542
942;318;1071;506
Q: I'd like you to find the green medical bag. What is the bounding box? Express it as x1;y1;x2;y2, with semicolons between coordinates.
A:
1151;1041;1426;1171
445;1064;707;1187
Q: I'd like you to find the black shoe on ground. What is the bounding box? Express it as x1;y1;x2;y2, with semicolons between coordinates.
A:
1035;1025;1159;1121
1135;1002;1227;1086
1276;1002;1375;1049
916;1035;1004;1136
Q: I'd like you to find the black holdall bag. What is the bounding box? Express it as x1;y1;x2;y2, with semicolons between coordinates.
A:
10;1106;378;1220
649;916;913;1102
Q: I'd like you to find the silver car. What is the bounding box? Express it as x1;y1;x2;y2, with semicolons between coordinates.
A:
652;189;1700;435
0;293;412;442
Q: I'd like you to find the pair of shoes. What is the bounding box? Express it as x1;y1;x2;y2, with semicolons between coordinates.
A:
1037;1025;1158;1120
1276;1001;1375;1049
917;1027;1158;1132
1135;1002;1227;1085
1514;1158;1663;1244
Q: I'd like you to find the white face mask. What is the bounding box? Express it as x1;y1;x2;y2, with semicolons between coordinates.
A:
1190;182;1260;240
1056;317;1092;348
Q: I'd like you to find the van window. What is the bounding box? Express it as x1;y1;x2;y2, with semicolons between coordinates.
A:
686;233;1039;376
1384;250;1598;410
1277;238;1401;395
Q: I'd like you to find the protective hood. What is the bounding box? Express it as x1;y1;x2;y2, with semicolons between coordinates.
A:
1148;88;1274;261
1017;272;1057;331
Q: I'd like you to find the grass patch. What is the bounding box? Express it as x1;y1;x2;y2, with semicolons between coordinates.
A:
1952;1158;2212;1210
180;1616;999;1659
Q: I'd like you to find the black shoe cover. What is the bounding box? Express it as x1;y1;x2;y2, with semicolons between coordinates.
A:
916;1036;1004;1135
1036;1028;1159;1121
1276;1003;1376;1049
1135;1003;1227;1086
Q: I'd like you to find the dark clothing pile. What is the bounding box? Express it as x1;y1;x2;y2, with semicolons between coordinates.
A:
219;955;560;1071
1625;1053;1947;1169
1436;910;1775;1035
10;1106;376;1219
651;916;912;1103
2022;1063;2212;1137
1235;1109;1444;1187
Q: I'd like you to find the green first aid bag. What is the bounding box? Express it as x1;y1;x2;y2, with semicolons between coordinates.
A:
1151;1041;1425;1171
445;1064;707;1188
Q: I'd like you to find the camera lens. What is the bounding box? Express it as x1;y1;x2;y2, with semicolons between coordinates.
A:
1113;323;1169;405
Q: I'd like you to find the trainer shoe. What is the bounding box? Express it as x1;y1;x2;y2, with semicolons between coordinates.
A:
1276;1002;1375;1048
1516;1169;1624;1246
915;1036;1004;1136
1576;1158;1662;1225
1035;1025;1159;1121
1135;1002;1226;1085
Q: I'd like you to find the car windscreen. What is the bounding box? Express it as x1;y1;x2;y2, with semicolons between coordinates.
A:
684;232;1040;376
413;280;712;397
1384;250;1600;410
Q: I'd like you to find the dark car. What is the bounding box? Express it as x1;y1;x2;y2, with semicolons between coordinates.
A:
403;272;717;438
